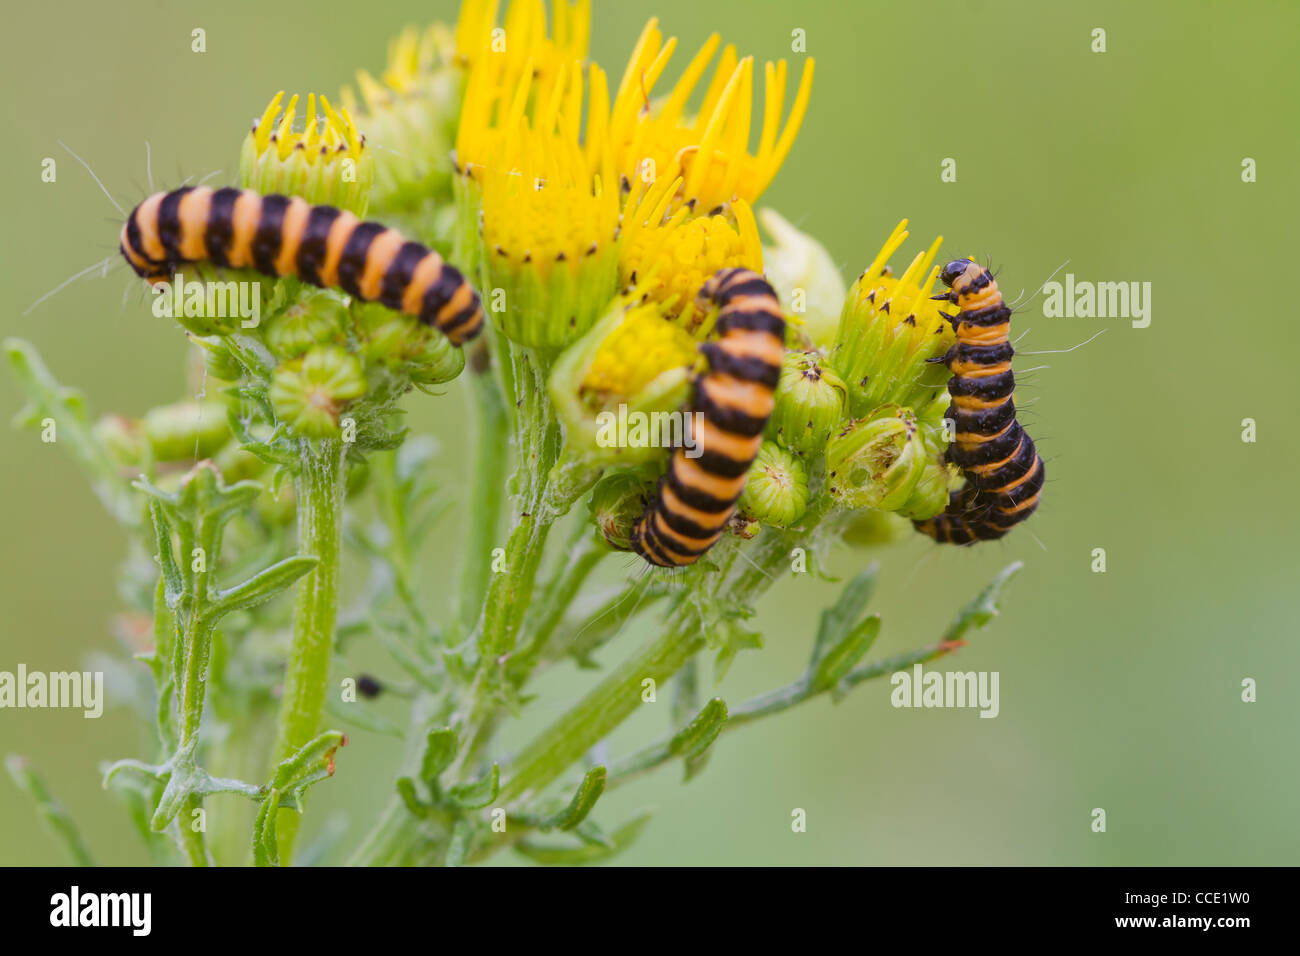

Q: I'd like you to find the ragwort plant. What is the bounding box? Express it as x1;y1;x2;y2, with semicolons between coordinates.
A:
6;0;1022;866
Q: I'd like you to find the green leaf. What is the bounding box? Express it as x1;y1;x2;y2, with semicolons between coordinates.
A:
419;728;459;786
270;730;345;798
213;555;318;617
444;819;472;867
539;766;606;831
445;764;499;810
514;811;653;865
396;776;429;818
146;501;183;605
942;562;1023;644
810;564;878;667
6;755;95;866
253;787;280;867
669;697;728;762
813;615;881;695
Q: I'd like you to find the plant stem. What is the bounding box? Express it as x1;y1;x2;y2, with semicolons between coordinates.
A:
455;342;508;637
271;436;345;862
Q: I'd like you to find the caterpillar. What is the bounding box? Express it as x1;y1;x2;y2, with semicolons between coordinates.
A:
914;258;1045;544
631;268;785;568
119;187;484;345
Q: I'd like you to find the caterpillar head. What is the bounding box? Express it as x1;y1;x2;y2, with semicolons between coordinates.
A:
939;258;979;291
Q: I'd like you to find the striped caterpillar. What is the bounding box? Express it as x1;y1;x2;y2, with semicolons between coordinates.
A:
915;258;1044;544
119;187;484;345
631;268;785;568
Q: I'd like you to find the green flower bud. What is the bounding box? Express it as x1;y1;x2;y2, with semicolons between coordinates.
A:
270;346;367;438
263;291;348;359
352;302;465;385
738;441;809;528
840;509;913;547
142;401;230;462
758;208;847;349
214;443;269;484
829;220;955;416
94;414;145;470
240;92;373;216
769;351;847;456
825;404;928;512
896;459;956;521
549;298;698;469
588;471;655;551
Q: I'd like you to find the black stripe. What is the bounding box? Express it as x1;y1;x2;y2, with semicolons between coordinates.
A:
948;369;1015;401
946;399;1017;437
252;194;290;277
156;187;194;265
658;503;726;542
666;465;734;514
124;210;160;276
420;267;464;323
634;520;676;567
716;308;785;338
949;421;1024;468
700;342;780;388
336;221;386;298
950;341;1014;366
695;448;753;480
969;437;1037;491
710;274;774;304
380;241;429;311
694;381;768;437
438;302;481;337
205;188;242;269
956;303;1011;327
649;514;713;558
295;204;342;287
990;455;1045;504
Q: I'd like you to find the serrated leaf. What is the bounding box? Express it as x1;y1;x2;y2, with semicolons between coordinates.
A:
813;615;881;694
811;564;878;667
514;811;653;865
539;766;606;831
420;728;459;786
669;697;728;762
213;555;318;617
145;501;183;604
943;562;1023;644
445;763;499;810
270;730;345;797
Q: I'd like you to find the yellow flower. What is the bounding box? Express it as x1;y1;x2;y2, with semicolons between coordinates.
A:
578;299;698;400
609;19;814;214
618;174;761;333
830;220;957;415
240;92;373;215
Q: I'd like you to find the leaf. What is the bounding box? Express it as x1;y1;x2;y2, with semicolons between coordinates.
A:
810;564;878;668
669;698;728;763
270;730;345;799
146;501;183;605
212;555;318;617
514;811;653;865
419;728;459;786
444;819;472;867
6;755;96;866
539;766;606;831
813;615;881;695
253;787;280;867
942;562;1023;644
445;764;500;810
396;776;429;818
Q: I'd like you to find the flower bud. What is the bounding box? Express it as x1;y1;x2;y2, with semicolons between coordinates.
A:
214;443;268;484
738;441;809;528
549;298;698;468
768;351;847;456
839;509;913;547
240;92;373;216
588;470;655;551
352;302;465;385
142;401;230;462
829;220;955;417
825;404;928;512
758;207;846;348
895;459;955;521
263;290;348;359
270;346;367;438
94;414;145;470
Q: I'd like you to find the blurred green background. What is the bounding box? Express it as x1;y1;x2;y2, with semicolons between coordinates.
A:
2;0;1297;866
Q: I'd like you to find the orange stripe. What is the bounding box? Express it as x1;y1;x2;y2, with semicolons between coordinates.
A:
176;187;213;261
134;193;167;262
317;212;361;289
226;191;263;270
671;455;745;503
357;229;407;302
273;197;313;278
401;253;444;316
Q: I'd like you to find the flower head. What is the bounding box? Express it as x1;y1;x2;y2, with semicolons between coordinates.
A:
738;441;809;528
240;92;373;215
609;20;814;214
270;346;368;438
830;220;956;416
768;350;847;456
618;175;761;332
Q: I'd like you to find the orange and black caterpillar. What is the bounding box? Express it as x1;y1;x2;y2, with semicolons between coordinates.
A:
915;258;1044;544
631;268;785;568
119;187;484;345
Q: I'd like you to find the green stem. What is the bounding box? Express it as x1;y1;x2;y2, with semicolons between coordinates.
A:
271;436;345;862
455;342;509;637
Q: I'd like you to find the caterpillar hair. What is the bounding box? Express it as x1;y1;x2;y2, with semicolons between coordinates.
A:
631;268;785;568
914;258;1045;544
119;187;484;345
